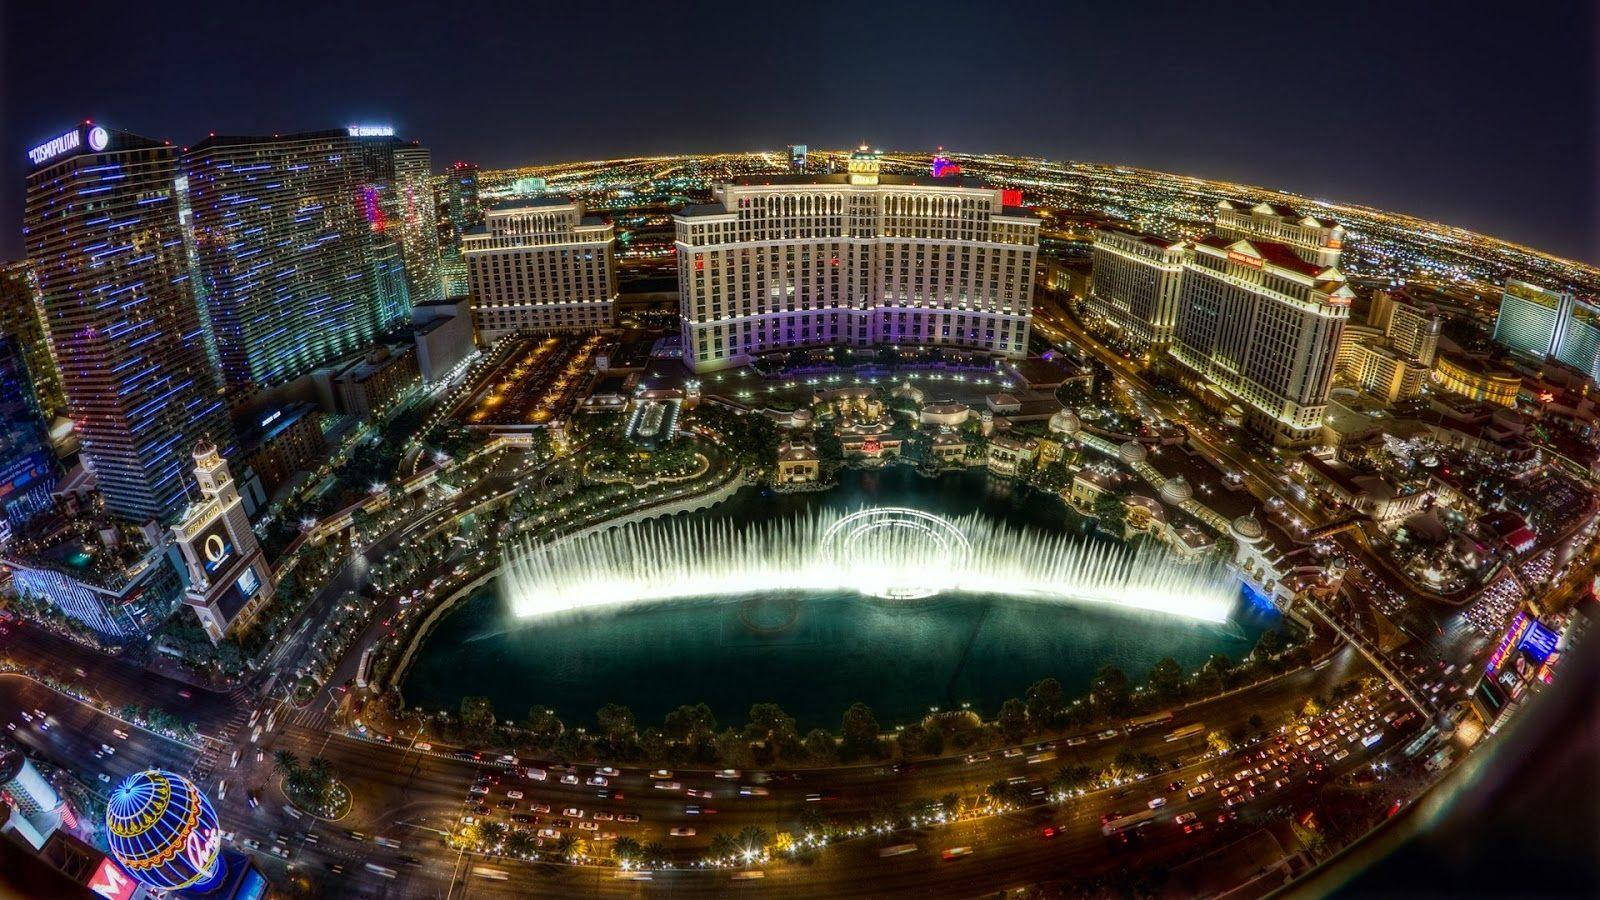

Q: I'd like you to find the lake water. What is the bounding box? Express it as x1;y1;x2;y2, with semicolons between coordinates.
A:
400;468;1277;730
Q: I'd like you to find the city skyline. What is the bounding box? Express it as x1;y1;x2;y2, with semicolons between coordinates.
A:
2;0;1595;265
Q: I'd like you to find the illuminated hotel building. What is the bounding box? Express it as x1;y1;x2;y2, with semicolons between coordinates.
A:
1434;351;1520;407
675;149;1038;373
1492;279;1565;361
463;198;617;344
392;143;445;304
182;129;406;391
1171;233;1352;447
0;261;67;421
170;440;272;643
24;123;230;523
0;330;60;532
1213;199;1345;268
1085;228;1186;352
1491;279;1600;381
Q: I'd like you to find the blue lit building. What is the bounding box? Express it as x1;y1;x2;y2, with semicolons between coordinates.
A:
0;330;59;531
183;130;398;392
23;123;230;523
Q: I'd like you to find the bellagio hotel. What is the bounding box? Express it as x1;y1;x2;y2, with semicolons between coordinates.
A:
674;149;1040;372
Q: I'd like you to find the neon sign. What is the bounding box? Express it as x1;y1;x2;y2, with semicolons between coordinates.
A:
87;858;136;900
1227;250;1264;268
28;128;81;165
88;126;110;151
347;124;395;137
1486;612;1529;674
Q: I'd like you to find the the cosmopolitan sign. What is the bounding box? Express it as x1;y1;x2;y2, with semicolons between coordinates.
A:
27;125;108;165
347;124;395;137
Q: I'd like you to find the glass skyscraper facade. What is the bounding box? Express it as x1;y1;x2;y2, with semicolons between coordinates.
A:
1492;279;1565;361
183;130;397;391
0;260;67;421
0;330;59;530
24;124;230;523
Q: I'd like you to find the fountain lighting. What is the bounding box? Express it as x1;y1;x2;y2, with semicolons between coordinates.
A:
503;507;1238;622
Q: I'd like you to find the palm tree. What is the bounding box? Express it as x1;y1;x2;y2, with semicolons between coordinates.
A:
272;749;299;779
504;830;536;858
709;833;737;861
479;820;506;849
305;757;332;792
555;833;577;862
642;841;667;867
736;826;770;860
614;836;642;864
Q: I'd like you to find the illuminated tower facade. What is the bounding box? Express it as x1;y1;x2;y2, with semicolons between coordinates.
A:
1086;228;1187;353
675;148;1038;372
0;261;67;420
171;440;272;643
464;198;617;343
183;130;396;392
24;123;229;523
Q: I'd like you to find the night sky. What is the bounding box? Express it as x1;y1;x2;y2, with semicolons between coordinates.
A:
3;0;1595;263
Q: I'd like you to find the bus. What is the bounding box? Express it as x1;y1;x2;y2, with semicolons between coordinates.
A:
1164;723;1205;742
1125;711;1174;734
1101;809;1158;836
471;866;509;881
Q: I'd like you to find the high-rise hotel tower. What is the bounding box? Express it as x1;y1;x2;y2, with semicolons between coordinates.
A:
675;149;1038;372
24;123;229;522
1169;201;1352;447
183;128;433;392
463;198;617;344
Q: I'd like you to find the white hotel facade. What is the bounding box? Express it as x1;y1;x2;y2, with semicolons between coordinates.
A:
674;150;1039;372
463;198;617;344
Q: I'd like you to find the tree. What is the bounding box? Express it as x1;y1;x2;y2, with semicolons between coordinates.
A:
614;836;642;864
770;831;795;856
642;841;667;866
941;792;961;816
1147;657;1185;704
504;830;536;858
840;702;882;761
273;749;300;780
1050;764;1095;794
1090;664;1132;717
1194;653;1231;696
1025;677;1066;731
1093;492;1126;534
555;833;578;861
459;696;496;740
524;707;564;745
997;698;1029;742
745;703;798;754
736;826;770;859
710;832;738;861
1206;730;1232;755
479;820;506;848
596;703;637;744
802;728;837;764
663;703;717;742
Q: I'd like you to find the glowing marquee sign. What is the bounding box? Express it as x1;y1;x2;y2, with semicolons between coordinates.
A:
87;857;137;900
1227;250;1265;268
347;124;395;137
28;128;81;165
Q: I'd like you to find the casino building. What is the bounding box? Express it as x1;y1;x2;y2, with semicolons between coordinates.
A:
463;198;617;344
1491;279;1600;382
171;441;272;643
674;148;1039;373
1169;201;1353;447
1085;228;1186;353
23;123;231;523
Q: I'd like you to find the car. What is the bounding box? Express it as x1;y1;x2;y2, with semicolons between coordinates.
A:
538;828;560;839
965;753;991;764
1334;749;1350;761
650;769;673;780
97;773;111;783
739;786;769;797
1183;821;1206;834
178;690;192;699
1147;797;1166;809
498;754;519;765
1166;780;1185;792
597;766;621;777
654;781;682;791
1002;747;1024;758
562;808;584;819
578;821;599;831
1174;812;1197;825
1187;786;1207;799
560;774;579;785
668;827;696;837
112;729;128;739
1212;779;1227;790
247;791;260;810
616;813;640;823
507;790;524;800
552;818;573;829
415;742;433;751
531;804;551;814
468;785;488;796
496;800;514;810
941;847;973;860
587;776;608;787
593;811;615;821
686;788;714;799
714;769;739;780
19;712;31;722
